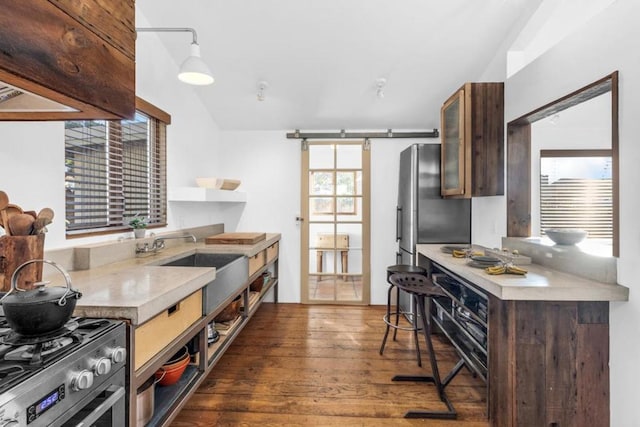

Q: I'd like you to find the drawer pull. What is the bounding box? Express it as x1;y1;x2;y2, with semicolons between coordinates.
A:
167;303;180;315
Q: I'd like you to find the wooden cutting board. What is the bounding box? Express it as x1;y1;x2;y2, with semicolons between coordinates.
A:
205;232;266;245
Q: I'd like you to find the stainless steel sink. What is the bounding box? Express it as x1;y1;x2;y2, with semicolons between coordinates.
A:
159;253;248;314
160;253;243;269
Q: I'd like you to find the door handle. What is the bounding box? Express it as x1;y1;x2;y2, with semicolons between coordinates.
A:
396;206;402;241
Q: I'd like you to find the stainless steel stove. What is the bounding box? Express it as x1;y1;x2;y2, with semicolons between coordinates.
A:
0;316;126;426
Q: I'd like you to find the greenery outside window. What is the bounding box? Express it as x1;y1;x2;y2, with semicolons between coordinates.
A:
64;99;169;237
310;170;357;215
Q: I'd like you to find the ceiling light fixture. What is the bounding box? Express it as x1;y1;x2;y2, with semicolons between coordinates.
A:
136;27;214;86
376;78;387;99
257;81;269;101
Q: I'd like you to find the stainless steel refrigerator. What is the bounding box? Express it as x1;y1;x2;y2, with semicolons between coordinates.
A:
396;143;471;311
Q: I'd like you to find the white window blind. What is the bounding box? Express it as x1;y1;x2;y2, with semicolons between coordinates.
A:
540;150;612;239
65;110;167;236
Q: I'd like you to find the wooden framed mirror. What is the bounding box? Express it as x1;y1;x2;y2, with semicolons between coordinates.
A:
506;71;619;256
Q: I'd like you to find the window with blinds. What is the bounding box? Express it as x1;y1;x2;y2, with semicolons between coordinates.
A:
65;109;167;237
540;150;612;239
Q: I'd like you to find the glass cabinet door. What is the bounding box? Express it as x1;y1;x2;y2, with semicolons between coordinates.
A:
441;88;466;196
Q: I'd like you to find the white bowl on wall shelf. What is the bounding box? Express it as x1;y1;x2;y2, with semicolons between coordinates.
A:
195;178;241;191
195;177;222;189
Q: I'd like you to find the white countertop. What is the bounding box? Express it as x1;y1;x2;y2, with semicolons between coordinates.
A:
70;233;280;325
417;244;629;301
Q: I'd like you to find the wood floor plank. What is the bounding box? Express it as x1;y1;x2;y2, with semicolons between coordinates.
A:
172;303;489;426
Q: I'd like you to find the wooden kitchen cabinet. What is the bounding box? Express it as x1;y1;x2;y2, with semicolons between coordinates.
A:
0;0;135;120
441;82;504;198
421;253;611;427
488;298;609;427
133;290;203;371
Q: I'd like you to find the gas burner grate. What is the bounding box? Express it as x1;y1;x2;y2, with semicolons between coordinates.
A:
0;320;79;346
4;337;75;365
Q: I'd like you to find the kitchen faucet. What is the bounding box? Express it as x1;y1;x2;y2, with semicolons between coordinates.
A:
135;233;197;255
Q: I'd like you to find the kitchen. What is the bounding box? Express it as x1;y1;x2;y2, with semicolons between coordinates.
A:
0;0;639;426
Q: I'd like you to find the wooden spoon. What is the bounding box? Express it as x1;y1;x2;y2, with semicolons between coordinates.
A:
0;204;23;236
0;191;9;236
0;191;8;211
33;207;54;234
8;213;35;236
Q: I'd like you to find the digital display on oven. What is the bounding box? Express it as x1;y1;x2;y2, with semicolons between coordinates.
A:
37;391;58;414
28;384;64;424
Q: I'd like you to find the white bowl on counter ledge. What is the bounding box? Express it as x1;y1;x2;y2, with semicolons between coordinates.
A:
195;177;241;191
544;228;588;245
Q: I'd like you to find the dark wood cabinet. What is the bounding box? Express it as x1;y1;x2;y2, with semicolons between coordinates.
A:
422;254;611;426
0;0;135;120
488;298;609;427
441;82;504;198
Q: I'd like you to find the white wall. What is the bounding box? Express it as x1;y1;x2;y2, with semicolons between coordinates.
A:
0;122;66;247
0;8;228;249
216;131;426;304
135;11;242;234
530;93;611;236
502;0;639;424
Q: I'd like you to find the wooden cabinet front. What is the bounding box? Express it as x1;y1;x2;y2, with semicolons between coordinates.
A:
248;250;266;278
0;0;135;120
488;297;609;427
134;290;203;371
441;82;504;198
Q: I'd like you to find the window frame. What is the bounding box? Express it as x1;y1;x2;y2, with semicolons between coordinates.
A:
506;71;619;256
64;97;170;239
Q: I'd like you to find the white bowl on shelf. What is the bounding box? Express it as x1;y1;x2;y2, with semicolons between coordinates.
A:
545;228;588;245
195;177;241;191
195;177;223;189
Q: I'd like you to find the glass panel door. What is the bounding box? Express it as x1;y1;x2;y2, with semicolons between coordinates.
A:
441;89;465;196
301;141;370;304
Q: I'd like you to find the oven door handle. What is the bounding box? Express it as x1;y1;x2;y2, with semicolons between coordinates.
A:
71;385;125;427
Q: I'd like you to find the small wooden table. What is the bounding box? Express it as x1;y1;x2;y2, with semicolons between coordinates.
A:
315;233;348;274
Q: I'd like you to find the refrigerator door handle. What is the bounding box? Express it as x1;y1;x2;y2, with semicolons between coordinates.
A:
396;206;402;241
396;251;402;264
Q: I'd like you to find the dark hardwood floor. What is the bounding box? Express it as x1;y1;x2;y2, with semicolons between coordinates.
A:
172;303;489;426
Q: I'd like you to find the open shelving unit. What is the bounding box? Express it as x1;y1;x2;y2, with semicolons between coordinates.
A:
207;277;278;366
132;246;279;427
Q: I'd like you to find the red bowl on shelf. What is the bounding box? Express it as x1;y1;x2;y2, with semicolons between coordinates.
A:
155;347;190;386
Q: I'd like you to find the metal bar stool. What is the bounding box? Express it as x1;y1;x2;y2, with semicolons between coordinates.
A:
379;264;426;367
388;272;464;419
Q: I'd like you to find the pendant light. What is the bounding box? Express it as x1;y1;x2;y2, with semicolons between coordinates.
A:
136;27;214;86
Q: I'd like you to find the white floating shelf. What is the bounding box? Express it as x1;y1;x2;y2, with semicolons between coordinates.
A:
168;187;247;203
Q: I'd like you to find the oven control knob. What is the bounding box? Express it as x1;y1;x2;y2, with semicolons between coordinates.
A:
110;347;127;364
93;357;112;376
71;370;94;391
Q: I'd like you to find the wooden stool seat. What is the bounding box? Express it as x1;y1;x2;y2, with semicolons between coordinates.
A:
379;264;426;367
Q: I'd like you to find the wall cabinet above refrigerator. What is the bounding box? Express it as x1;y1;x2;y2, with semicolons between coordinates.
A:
0;0;135;121
440;82;504;198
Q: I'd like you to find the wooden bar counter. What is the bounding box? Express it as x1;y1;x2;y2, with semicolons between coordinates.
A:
417;244;628;427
